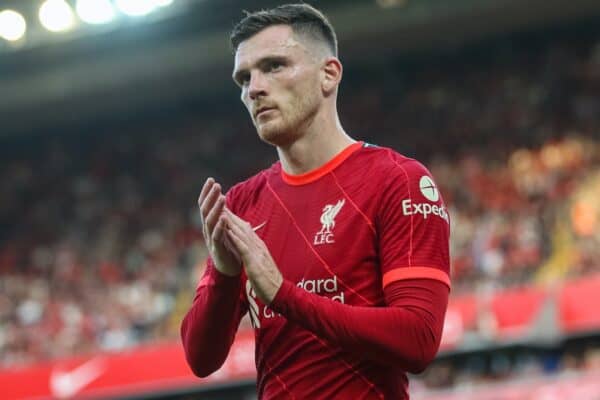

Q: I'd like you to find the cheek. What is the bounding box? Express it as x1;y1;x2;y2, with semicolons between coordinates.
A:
287;74;318;105
282;67;314;98
295;77;321;110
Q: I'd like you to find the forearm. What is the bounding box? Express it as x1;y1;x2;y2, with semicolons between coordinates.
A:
269;278;449;374
180;264;243;377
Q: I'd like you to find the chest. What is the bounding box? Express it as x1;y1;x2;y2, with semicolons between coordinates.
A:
239;182;381;300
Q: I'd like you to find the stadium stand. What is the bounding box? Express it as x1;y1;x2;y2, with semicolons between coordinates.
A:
0;11;599;400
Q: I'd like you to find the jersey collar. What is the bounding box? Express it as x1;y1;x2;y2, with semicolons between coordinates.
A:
281;141;364;186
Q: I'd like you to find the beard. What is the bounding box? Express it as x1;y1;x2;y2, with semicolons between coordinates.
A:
253;92;320;147
255;113;294;146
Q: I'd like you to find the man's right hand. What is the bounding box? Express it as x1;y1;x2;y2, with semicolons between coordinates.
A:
198;178;242;276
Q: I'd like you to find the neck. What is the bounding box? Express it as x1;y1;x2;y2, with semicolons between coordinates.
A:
277;112;355;175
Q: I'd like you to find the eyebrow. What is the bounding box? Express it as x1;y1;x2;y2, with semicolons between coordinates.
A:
232;55;289;85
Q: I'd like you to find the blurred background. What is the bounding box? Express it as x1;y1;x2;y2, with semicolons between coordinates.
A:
1;0;600;399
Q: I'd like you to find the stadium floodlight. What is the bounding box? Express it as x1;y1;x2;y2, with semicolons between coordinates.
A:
0;10;27;42
153;0;174;6
114;0;157;17
76;0;116;25
39;0;75;32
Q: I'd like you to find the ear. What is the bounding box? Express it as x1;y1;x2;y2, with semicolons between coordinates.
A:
321;57;343;95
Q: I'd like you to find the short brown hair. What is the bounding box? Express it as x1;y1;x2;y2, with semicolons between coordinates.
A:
230;3;338;57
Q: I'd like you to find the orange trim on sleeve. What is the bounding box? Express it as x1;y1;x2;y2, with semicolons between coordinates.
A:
281;141;363;186
382;267;451;289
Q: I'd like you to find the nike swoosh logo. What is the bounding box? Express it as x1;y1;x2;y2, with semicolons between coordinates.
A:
252;221;267;232
50;357;106;399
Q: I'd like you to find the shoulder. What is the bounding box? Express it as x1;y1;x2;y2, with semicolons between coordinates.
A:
354;144;444;213
364;145;448;224
225;162;280;212
355;143;434;185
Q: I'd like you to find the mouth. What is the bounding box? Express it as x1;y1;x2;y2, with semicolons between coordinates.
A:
255;107;275;118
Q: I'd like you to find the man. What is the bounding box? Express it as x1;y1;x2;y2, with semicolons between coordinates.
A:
181;4;450;399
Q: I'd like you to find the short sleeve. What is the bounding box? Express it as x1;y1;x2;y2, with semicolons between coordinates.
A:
376;158;451;289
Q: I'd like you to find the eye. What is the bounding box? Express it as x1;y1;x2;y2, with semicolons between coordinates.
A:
269;61;284;72
239;74;250;87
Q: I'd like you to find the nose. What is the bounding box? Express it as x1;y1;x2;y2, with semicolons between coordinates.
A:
248;71;268;100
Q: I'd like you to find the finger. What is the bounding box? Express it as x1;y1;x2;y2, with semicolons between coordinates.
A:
224;208;252;232
224;207;244;223
197;178;215;209
223;210;262;254
205;195;226;238
223;234;242;265
199;183;222;224
226;226;250;257
226;213;251;241
223;234;236;254
200;184;221;242
212;214;225;243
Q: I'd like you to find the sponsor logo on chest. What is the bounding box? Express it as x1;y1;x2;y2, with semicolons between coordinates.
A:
313;199;345;245
246;275;346;329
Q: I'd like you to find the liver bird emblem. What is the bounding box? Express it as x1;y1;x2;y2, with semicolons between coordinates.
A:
319;199;345;234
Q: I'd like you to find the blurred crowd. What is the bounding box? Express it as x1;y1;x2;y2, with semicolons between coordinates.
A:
417;341;600;390
443;135;600;292
0;30;599;370
340;33;600;293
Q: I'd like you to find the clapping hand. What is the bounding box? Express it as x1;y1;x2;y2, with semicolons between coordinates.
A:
198;178;241;276
224;208;283;304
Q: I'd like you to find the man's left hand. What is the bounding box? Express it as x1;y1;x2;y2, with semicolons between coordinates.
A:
224;208;283;304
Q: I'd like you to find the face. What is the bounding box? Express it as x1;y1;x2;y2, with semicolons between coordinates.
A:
233;25;324;146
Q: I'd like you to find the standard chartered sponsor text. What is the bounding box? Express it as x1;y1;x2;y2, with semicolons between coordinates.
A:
261;276;345;320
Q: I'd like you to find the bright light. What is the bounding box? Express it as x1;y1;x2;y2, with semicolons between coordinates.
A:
76;0;116;25
0;10;27;42
39;0;75;32
115;0;157;17
153;0;174;6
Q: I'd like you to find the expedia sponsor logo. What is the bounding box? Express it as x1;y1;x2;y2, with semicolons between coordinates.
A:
402;199;449;223
419;175;439;202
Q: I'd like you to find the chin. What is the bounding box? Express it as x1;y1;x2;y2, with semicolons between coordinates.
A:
257;122;292;146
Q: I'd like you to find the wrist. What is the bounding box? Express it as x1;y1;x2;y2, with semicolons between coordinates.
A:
268;279;295;311
264;273;284;305
213;262;242;277
205;261;242;291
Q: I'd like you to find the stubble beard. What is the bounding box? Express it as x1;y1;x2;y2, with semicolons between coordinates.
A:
255;114;289;146
255;95;319;148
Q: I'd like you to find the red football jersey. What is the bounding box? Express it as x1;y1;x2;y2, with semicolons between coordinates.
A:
222;141;450;398
184;141;450;399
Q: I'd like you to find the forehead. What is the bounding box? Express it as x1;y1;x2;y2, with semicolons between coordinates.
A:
233;25;308;71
